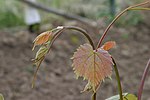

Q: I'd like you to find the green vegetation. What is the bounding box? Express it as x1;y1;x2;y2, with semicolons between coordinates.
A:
0;10;25;29
32;1;150;100
0;94;4;100
0;0;25;29
0;0;145;29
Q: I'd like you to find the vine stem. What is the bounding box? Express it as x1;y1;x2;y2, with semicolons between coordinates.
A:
33;26;95;87
47;28;65;53
48;26;95;52
64;26;95;49
112;58;123;100
138;59;150;100
96;1;150;49
32;56;44;88
92;92;96;100
130;7;150;11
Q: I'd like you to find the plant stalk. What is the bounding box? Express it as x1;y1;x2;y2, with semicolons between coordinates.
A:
96;1;150;49
92;92;96;100
48;26;95;53
47;28;65;53
63;26;95;49
112;58;123;100
130;7;150;11
138;59;150;100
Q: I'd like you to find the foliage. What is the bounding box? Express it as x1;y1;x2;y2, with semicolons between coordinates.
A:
0;0;25;29
32;31;53;50
0;94;4;100
72;42;115;92
32;1;150;100
0;0;146;29
106;93;137;100
0;10;24;29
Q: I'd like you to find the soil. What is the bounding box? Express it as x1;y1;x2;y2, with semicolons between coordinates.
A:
0;21;150;100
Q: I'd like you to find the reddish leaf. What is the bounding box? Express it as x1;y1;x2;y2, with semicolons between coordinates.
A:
102;41;116;51
32;31;53;50
72;44;113;92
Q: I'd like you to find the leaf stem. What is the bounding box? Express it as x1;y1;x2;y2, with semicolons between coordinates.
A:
112;58;123;100
96;1;150;49
47;28;65;53
92;92;96;100
138;59;150;100
48;26;95;50
32;56;45;88
130;7;150;11
63;26;95;49
48;26;95;53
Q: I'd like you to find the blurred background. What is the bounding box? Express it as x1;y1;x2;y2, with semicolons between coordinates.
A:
0;0;150;100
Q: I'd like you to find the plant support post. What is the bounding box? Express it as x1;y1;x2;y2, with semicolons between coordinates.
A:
109;0;116;17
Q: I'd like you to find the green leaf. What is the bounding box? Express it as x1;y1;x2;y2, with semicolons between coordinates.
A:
106;93;137;100
35;45;48;61
106;93;128;100
124;94;137;100
0;94;4;100
32;45;48;88
32;45;48;68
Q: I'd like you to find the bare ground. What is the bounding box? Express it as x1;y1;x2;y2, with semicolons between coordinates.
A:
0;22;150;100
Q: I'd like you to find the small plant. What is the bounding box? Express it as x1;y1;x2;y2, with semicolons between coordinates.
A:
32;1;150;100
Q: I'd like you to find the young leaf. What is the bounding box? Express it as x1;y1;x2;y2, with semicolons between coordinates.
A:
72;43;114;92
124;94;137;100
0;94;4;100
34;45;49;62
32;45;49;88
101;41;116;51
32;31;53;50
106;93;128;100
81;81;100;93
32;56;44;88
106;93;137;100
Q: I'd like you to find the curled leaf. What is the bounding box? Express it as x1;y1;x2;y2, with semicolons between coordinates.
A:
81;81;100;93
81;81;93;93
32;31;53;50
34;45;48;62
32;45;48;88
102;41;116;51
72;43;113;92
32;56;44;88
